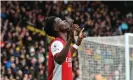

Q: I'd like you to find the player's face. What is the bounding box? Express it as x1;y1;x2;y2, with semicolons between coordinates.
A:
54;18;70;33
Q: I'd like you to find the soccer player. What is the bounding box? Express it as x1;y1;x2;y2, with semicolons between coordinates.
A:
44;16;85;80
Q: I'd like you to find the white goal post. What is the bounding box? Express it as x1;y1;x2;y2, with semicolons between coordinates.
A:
77;33;133;80
125;33;133;80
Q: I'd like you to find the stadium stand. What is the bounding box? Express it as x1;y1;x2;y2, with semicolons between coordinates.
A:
1;1;133;80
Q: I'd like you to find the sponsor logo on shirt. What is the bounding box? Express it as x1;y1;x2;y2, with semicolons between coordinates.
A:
66;57;72;67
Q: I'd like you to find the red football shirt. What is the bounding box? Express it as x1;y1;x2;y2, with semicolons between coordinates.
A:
48;37;72;80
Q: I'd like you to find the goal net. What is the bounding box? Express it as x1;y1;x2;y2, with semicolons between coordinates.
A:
77;33;133;80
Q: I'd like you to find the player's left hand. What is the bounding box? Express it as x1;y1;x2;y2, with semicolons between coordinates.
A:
71;24;86;45
76;28;86;46
72;24;86;38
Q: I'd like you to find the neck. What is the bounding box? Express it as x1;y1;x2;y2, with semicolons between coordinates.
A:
58;32;67;41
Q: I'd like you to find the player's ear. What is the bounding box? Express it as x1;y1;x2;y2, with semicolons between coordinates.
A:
54;26;59;31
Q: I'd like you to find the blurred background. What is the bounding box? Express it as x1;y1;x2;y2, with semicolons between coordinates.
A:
1;1;133;80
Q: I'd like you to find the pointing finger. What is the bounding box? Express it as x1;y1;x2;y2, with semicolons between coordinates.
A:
80;28;84;33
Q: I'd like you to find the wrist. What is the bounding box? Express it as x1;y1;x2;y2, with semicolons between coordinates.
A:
73;44;79;49
76;38;82;46
76;42;81;46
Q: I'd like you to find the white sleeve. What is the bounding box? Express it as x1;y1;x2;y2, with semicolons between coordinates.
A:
51;40;64;56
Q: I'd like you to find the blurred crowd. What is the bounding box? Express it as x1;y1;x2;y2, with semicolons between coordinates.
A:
1;1;133;80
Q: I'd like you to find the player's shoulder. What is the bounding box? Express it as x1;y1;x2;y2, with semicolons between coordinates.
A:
50;38;64;48
50;38;64;55
52;40;62;44
51;40;63;47
51;37;64;45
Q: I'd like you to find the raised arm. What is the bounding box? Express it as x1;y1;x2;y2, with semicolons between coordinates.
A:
70;26;86;55
51;28;74;64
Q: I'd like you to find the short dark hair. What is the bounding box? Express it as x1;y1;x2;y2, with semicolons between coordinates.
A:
44;16;57;37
